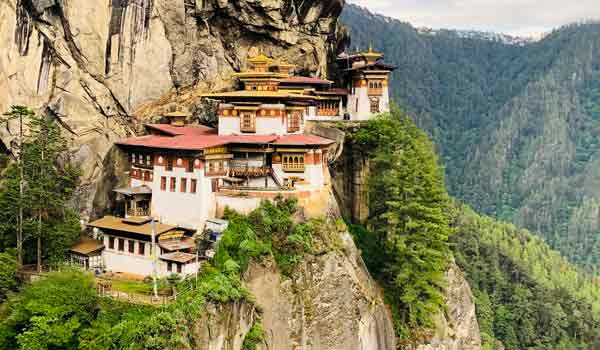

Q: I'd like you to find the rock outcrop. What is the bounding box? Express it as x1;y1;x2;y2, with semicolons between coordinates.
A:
0;0;345;220
416;260;482;350
245;226;396;350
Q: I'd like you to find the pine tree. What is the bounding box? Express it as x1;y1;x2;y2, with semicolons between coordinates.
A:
1;106;34;267
23;115;80;271
350;108;453;341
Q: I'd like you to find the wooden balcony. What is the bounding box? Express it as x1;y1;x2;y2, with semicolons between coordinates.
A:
229;162;271;178
282;163;305;172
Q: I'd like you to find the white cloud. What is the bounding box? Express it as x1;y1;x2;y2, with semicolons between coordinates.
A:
348;0;600;37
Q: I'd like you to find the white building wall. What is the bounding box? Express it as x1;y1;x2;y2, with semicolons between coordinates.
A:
151;164;215;230
219;117;240;135
305;151;325;187
380;86;390;114
348;87;370;121
256;117;285;135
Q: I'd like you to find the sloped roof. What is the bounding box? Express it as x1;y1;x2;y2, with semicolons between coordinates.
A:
161;252;197;263
88;216;176;237
114;185;152;196
279;76;333;85
146;124;216;136
69;237;104;256
273;134;336;146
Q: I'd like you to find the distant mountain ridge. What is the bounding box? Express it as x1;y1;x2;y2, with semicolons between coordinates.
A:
341;4;600;273
416;28;539;46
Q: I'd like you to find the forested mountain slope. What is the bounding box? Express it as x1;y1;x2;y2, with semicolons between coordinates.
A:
342;4;600;272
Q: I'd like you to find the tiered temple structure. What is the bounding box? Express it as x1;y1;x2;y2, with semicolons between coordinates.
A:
81;48;394;278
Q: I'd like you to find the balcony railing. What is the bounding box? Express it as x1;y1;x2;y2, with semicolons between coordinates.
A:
229;162;271;178
282;163;305;172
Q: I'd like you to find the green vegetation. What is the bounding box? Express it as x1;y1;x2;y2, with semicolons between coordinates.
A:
0;106;81;269
242;323;265;350
0;250;19;301
452;206;600;349
342;5;600;272
0;199;334;349
347;110;453;344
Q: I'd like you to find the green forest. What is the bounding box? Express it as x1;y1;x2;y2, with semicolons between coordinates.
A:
346;110;600;349
342;4;600;273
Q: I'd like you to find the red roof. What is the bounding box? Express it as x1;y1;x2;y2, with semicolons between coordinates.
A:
116;124;334;151
316;88;348;96
146;124;216;136
273;134;335;146
279;76;332;85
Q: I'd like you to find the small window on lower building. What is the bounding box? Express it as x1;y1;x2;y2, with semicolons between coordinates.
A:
128;240;135;253
177;263;182;274
190;179;197;193
167;262;172;272
118;238;124;252
160;177;167;191
109;236;115;249
139;242;145;256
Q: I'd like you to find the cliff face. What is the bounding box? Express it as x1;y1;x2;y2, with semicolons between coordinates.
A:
0;0;345;219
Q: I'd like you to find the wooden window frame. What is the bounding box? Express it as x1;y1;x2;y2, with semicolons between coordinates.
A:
240;112;256;133
176;263;182;274
166;157;173;171
118;238;125;252
160;176;167;191
288;112;301;132
139;242;145;256
167;262;172;272
128;240;135;253
282;153;305;172
370;98;380;113
109;236;115;250
190;179;197;193
170;177;176;192
180;178;187;193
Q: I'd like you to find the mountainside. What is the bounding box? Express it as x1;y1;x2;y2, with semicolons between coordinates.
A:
0;0;345;220
341;4;600;272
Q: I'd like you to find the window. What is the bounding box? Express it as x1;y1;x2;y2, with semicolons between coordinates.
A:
240;112;255;133
177;263;182;273
160;176;167;191
167;262;172;272
128;240;135;253
370;98;380;113
146;155;151;166
139;242;145;256
170;177;176;192
166;157;173;171
288;112;301;132
180;178;187;193
186;158;194;173
282;153;305;172
190;179;197;193
118;239;124;252
109;236;115;249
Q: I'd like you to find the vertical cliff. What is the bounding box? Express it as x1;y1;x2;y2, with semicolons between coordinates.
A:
0;0;346;219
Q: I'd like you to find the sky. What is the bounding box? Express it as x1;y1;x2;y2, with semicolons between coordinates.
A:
348;0;600;37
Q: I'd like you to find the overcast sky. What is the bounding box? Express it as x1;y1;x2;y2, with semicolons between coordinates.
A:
348;0;600;37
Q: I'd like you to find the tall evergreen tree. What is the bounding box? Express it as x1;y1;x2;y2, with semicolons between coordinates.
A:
350;108;452;342
1;106;34;267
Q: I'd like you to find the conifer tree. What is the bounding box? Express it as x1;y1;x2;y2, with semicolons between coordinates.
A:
1;106;34;267
350;107;452;340
23;115;80;271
